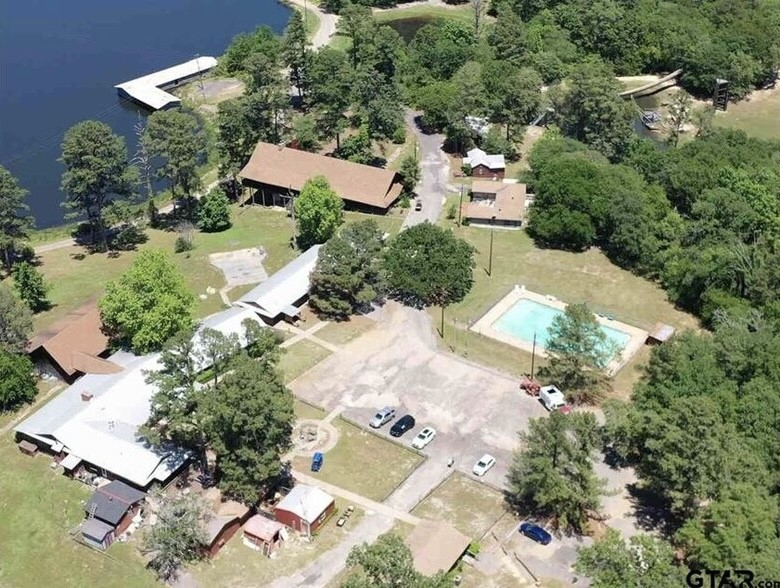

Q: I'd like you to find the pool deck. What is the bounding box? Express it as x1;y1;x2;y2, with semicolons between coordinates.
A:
470;285;648;374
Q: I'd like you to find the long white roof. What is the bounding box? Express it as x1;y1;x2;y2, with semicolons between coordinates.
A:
464;148;505;170
115;56;217;110
15;306;265;488
237;245;322;320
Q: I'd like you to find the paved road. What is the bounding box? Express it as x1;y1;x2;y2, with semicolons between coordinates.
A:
402;110;449;229
286;0;338;50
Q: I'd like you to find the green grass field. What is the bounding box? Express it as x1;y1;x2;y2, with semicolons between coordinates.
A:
715;87;780;140
279;339;333;383
292;418;424;502
0;434;158;588
315;315;375;346
411;473;507;539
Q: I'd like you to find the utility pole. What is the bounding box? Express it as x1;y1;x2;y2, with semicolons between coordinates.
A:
195;53;204;92
530;332;537;380
458;183;464;226
440;306;445;338
288;185;297;250
488;216;496;276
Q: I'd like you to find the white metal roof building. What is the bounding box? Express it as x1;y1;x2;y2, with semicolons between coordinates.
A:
463;148;506;171
115;56;217;110
14;306;266;489
275;484;334;525
236;245;322;322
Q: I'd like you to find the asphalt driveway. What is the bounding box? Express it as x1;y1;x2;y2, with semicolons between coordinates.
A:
290;302;548;490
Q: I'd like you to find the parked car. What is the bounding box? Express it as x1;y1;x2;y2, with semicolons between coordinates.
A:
539;385;570;412
414;199;422;211
520;522;552;545
390;414;416;437
411;426;437;449
472;454;496;476
369;407;396;428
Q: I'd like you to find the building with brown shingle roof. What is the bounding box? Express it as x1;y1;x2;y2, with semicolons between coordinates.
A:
461;180;527;228
239;142;403;213
27;302;120;382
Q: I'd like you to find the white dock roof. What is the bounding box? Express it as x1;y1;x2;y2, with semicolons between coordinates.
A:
115;56;217;110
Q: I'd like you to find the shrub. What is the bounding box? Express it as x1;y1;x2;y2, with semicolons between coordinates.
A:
174;236;194;253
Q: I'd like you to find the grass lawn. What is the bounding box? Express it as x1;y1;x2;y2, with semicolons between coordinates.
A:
294;398;328;421
279;339;332;383
374;5;473;41
315;315;375;346
428;225;698;393
191;499;362;587
0;434;157;588
411;473;507;539
292;418;424;502
714;87;780;140
23;205;297;333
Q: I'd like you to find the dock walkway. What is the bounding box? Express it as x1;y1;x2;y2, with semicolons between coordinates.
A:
115;56;217;110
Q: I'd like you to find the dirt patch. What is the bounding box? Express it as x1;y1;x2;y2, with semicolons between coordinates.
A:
209;247;267;287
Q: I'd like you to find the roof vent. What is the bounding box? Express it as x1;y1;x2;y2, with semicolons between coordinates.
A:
81;392;93;402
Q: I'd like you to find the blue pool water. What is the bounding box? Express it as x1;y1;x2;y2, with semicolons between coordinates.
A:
493;299;631;352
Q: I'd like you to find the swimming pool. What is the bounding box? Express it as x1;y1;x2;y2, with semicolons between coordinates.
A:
492;299;631;353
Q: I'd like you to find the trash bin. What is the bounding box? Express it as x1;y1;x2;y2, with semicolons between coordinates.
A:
311;452;324;472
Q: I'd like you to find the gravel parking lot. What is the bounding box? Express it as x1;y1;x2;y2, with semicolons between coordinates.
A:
291;302;548;489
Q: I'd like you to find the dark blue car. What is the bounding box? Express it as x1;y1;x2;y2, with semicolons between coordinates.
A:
520;522;552;545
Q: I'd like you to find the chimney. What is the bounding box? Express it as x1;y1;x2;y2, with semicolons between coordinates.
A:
81;391;93;402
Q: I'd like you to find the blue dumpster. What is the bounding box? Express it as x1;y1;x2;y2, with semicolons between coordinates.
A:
311;452;324;472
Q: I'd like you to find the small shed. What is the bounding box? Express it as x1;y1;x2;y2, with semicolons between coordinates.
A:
243;515;286;557
647;323;675;345
81;518;116;550
84;480;146;535
202;500;251;557
274;484;335;537
18;439;38;456
405;520;471;577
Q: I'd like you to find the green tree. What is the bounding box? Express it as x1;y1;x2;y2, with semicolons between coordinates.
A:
294;176;345;249
398;154;421;196
665;90;693;148
676;484;780;577
552;63;634;161
540;302;617;404
205;353;294;505
292;113;322;153
198;327;240;387
506;412;604;534
575;529;685;588
310;220;386;320
0;350;36;411
344;532;453;588
0;165;34;273
283;10;311;100
100;250;195;354
384;223;475;309
242;318;282;367
0;283;33;353
144;493;208;581
11;261;49;313
60;120;136;251
308;48;352;150
143;327;203;452
143;109;207;204
197;188;232;232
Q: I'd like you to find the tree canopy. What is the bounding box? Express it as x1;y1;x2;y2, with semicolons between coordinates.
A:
507;411;603;534
0;165;33;273
0;283;33;353
197;188;232;232
540;302;616;404
309;220;386;320
0;350;37;412
100;250;195;354
294;176;345;249
144;493;208;581
384;223;475;308
12;261;49;313
60;120;136;251
575;529;685;588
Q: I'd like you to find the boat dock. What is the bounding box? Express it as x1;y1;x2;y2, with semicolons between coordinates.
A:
115;56;217;110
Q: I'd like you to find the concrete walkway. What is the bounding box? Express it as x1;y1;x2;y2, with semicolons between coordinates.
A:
293;470;421;526
279;321;341;353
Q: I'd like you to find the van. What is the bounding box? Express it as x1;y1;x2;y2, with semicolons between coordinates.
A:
539;385;567;411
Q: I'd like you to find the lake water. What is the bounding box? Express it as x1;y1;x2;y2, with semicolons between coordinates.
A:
0;0;291;228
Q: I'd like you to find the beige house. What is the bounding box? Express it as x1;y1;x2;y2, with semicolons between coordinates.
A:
461;180;527;228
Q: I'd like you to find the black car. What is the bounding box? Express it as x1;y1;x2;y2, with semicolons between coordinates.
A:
520;522;552;545
390;414;416;437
